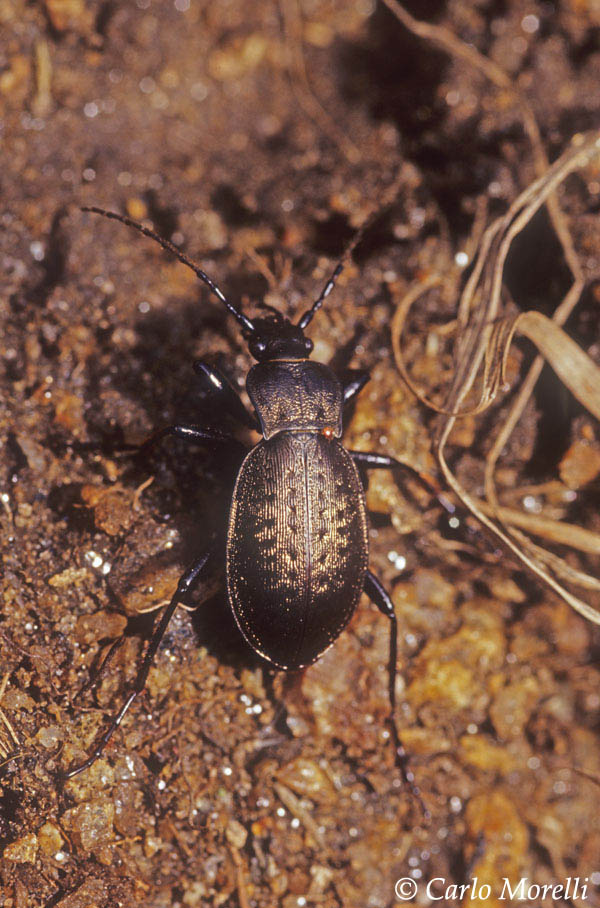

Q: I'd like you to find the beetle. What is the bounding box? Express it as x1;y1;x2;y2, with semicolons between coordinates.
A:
64;205;434;816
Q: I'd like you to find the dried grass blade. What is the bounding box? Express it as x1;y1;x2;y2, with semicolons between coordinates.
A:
419;133;600;623
508;311;600;422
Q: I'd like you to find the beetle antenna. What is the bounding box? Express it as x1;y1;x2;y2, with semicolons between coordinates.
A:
297;261;343;331
81;206;256;334
297;208;381;331
297;173;407;331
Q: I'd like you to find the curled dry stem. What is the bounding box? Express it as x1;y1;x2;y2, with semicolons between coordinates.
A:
393;131;600;623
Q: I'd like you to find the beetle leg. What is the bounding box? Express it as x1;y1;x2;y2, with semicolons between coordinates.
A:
342;369;371;409
136;424;248;459
364;570;430;820
193;360;259;430
76;635;128;702
62;550;213;780
349;450;456;517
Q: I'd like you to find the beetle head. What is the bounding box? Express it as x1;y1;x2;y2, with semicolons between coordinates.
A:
245;313;313;362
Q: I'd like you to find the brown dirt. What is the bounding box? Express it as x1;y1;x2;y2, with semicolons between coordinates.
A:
1;1;599;906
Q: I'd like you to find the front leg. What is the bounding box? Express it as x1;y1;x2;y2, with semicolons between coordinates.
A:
193;360;259;430
342;369;370;410
136;424;247;459
364;570;430;820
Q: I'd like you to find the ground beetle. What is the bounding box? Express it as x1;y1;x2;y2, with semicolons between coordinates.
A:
65;205;435;816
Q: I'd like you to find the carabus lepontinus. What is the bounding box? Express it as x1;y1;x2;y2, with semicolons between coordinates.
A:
64;205;432;816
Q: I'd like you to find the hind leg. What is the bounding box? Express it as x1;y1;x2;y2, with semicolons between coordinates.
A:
364;570;430;819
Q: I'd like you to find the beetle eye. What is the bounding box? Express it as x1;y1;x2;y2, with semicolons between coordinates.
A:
255;340;267;353
305;338;313;352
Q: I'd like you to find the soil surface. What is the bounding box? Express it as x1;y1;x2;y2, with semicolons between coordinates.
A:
1;1;599;906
